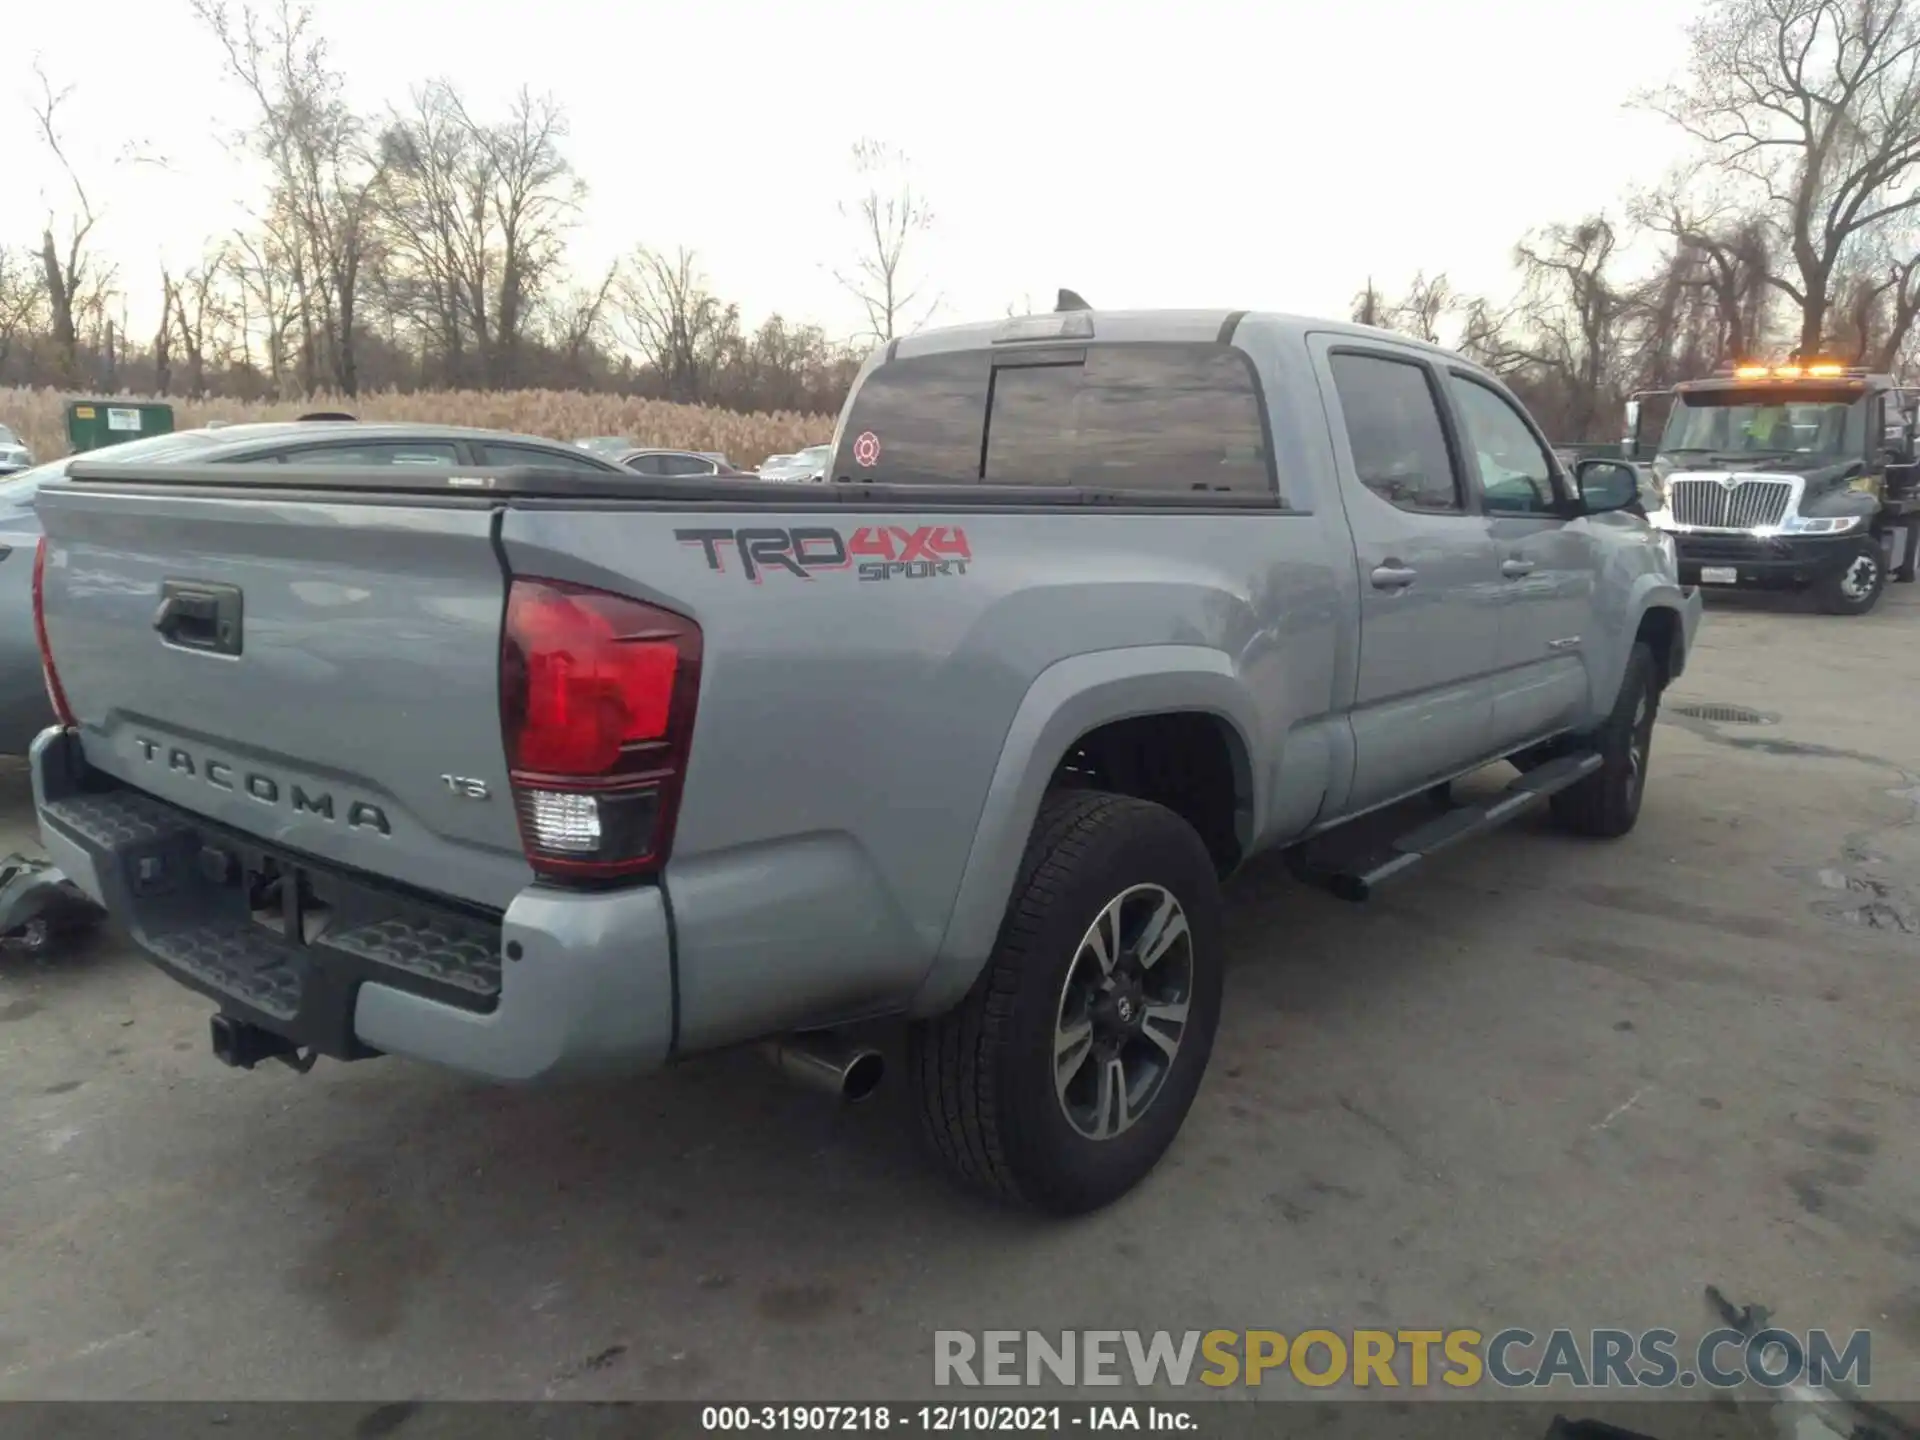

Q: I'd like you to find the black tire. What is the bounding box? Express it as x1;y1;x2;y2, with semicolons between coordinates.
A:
1814;537;1887;615
1550;642;1658;839
909;790;1225;1215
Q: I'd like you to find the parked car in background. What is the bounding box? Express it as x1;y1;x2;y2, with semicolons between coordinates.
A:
575;436;636;456
759;445;831;482
0;420;627;755
0;425;33;476
792;444;832;482
616;448;751;478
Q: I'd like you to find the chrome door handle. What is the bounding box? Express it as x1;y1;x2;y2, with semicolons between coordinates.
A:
1501;558;1536;578
1370;564;1417;590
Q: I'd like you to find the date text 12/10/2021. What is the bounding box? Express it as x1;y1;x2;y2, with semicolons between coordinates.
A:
701;1405;1197;1432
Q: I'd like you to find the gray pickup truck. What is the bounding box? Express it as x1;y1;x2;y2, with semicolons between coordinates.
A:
29;307;1701;1213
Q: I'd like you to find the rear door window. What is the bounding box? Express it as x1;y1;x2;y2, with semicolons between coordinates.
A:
1327;352;1462;514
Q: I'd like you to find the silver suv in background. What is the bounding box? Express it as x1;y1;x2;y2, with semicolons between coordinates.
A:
0;425;33;476
759;445;831;482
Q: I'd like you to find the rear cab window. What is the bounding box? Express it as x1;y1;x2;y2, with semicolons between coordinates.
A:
831;341;1278;500
474;442;616;471
278;442;461;467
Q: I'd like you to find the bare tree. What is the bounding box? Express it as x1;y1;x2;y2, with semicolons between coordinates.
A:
374;82;582;387
1507;217;1632;440
371;83;473;381
29;63;115;385
613;246;739;403
473;88;580;386
171;247;234;398
540;262;618;384
1455;296;1537;377
1633;183;1778;363
195;0;384;395
833;140;936;343
231;221;302;394
1649;0;1920;354
154;270;177;394
0;249;48;382
1387;272;1455;343
1350;279;1387;327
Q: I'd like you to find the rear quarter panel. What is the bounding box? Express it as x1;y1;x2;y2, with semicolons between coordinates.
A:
500;493;1354;1046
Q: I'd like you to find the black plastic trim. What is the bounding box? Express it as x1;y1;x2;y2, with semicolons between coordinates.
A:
58;475;1292;513
38;776;509;1059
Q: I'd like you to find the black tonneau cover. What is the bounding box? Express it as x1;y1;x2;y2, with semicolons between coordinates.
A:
60;462;1280;510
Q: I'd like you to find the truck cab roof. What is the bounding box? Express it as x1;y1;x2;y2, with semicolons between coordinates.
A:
892;308;1463;365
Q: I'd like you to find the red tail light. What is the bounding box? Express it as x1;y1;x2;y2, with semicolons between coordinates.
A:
32;537;76;728
499;577;702;882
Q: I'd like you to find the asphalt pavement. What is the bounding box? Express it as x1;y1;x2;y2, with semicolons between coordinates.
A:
2;585;1918;1406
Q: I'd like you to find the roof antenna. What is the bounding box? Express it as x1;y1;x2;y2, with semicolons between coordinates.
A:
1055;288;1092;313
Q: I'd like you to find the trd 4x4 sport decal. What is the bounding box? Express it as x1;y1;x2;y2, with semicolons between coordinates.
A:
675;525;972;584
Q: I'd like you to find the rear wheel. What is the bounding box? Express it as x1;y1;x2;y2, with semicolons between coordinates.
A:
1815;537;1887;615
1550;642;1658;839
909;791;1225;1214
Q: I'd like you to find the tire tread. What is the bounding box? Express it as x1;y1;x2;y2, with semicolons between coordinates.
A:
1550;642;1655;838
911;790;1152;1206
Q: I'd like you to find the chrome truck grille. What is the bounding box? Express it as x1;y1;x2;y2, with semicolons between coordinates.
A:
1668;476;1794;529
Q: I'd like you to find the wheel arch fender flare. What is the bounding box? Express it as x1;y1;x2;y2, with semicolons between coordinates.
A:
1596;576;1699;713
908;645;1262;1019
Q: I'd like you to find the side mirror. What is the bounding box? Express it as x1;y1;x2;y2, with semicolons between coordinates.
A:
1884;422;1915;465
1576;458;1642;515
1622;398;1644;462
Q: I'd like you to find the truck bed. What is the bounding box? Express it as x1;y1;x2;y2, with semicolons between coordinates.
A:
35;459;1353;1062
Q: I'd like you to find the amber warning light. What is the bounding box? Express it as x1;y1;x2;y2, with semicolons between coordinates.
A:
1732;359;1848;379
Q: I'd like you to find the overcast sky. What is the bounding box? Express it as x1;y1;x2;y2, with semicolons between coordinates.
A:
6;0;1702;345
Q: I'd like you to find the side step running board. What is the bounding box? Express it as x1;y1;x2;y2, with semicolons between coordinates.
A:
1299;752;1604;903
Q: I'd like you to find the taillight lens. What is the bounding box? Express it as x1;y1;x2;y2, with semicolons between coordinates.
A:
32;537;76;728
500;577;701;882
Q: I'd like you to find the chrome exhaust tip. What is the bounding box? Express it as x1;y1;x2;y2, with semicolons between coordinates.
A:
759;1034;885;1102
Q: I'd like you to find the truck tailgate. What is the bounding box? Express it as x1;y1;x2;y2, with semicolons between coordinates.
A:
35;483;531;911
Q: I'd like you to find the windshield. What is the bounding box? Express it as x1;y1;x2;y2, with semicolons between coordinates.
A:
0;430;225;502
799;446;830;463
1659;391;1865;461
0;425;18;446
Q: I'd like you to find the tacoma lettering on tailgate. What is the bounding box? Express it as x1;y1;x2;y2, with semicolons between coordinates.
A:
675;525;972;584
134;737;392;835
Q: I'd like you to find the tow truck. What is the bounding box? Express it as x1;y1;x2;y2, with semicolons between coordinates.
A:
1624;359;1920;615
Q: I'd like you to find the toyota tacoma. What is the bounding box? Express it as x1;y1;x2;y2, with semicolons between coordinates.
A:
29;302;1701;1213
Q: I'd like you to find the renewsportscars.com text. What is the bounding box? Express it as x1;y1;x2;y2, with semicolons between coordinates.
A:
933;1328;1872;1390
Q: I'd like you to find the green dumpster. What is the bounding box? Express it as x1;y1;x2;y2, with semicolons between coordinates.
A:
65;400;174;454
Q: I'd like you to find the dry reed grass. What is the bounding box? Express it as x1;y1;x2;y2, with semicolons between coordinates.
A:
0;386;834;465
